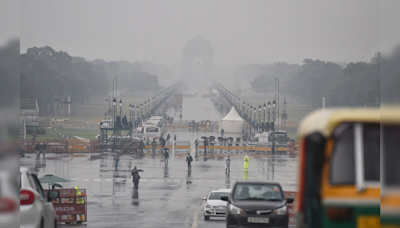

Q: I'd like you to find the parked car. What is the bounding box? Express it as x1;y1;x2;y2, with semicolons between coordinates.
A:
221;181;293;228
0;172;19;228
203;189;231;220
20;167;59;228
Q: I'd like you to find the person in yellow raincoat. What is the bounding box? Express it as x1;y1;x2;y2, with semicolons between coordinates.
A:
75;186;85;224
243;155;249;172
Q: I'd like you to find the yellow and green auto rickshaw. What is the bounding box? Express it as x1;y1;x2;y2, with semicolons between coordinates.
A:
381;108;400;228
296;108;382;228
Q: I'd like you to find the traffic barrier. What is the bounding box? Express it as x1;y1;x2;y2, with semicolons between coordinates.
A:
44;188;87;224
283;191;298;226
67;139;89;153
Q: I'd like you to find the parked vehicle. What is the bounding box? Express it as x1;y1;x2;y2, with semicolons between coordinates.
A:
247;131;290;153
297;108;381;228
0;172;19;228
203;189;231;220
222;181;293;228
20;167;59;228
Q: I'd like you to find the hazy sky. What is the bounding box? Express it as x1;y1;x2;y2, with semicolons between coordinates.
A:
21;0;382;67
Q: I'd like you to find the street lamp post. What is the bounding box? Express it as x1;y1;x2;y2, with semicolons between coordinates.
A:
272;100;276;155
136;105;139;127
263;103;266;132
140;103;143;125
267;101;271;131
119;99;123;118
129;103;132;123
253;107;256;136
258;105;261;133
112;98;117;127
148;99;150;118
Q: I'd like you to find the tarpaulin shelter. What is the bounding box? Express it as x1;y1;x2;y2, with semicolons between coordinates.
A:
220;107;244;133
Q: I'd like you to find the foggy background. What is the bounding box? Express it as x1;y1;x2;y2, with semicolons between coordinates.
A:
21;1;380;74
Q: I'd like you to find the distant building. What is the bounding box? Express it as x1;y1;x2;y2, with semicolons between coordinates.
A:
183;36;214;83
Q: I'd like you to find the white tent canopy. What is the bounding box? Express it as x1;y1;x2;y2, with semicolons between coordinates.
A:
220;106;244;133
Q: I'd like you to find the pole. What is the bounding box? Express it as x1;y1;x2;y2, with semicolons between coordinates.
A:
277;79;280;130
322;97;325;110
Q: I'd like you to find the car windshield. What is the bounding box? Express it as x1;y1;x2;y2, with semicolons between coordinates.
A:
208;192;230;200
146;127;159;133
232;184;283;201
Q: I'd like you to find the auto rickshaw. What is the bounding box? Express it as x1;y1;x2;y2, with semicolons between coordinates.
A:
296;108;382;228
381;108;400;228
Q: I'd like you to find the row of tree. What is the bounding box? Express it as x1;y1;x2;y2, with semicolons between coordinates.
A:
248;53;380;107
20;46;160;115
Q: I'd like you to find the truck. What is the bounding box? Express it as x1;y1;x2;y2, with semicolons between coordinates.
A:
174;94;183;108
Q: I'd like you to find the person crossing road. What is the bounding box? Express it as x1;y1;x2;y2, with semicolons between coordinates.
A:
186;152;193;170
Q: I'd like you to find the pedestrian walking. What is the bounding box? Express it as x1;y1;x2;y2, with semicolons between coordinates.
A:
163;148;169;167
194;139;198;153
166;133;171;142
41;142;47;158
131;166;141;190
186;152;193;169
203;138;208;156
207;122;210;131
114;151;120;170
243;155;250;172
225;155;231;173
34;142;40;159
174;134;176;141
180;114;182;122
221;128;225;137
151;139;157;155
139;140;145;154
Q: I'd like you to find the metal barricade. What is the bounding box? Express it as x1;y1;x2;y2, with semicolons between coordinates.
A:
174;140;191;156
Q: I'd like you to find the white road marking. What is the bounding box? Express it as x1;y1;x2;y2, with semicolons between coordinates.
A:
190;200;205;228
93;179;101;181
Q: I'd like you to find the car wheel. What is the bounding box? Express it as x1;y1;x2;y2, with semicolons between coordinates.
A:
204;215;210;220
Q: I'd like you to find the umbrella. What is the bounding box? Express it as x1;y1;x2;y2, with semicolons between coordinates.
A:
209;136;215;140
39;174;72;189
201;136;207;139
227;137;234;141
52;183;63;189
217;137;224;141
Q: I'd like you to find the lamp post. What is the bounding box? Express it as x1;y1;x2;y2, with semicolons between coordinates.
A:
148;99;150;118
253;107;256;136
144;101;147;121
140;103;143;125
263;103;266;132
129;103;132;123
267;101;271;131
136;105;139;127
112;98;117;127
119;99;123;118
272;100;276;155
258;105;261;132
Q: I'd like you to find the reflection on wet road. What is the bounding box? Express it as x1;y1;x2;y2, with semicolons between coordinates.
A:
20;152;297;228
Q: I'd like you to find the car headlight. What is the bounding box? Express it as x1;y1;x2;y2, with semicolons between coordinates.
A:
274;205;287;215
205;203;212;209
229;204;243;215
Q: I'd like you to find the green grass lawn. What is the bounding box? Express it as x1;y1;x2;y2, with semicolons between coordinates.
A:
28;129;101;140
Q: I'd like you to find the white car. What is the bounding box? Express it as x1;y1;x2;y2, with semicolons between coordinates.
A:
203;189;231;220
0;171;19;228
20;167;59;228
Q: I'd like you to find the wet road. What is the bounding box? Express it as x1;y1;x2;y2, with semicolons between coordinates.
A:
20;86;298;227
20;152;297;228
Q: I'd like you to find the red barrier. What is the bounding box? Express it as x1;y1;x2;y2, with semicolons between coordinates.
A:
283;191;297;226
